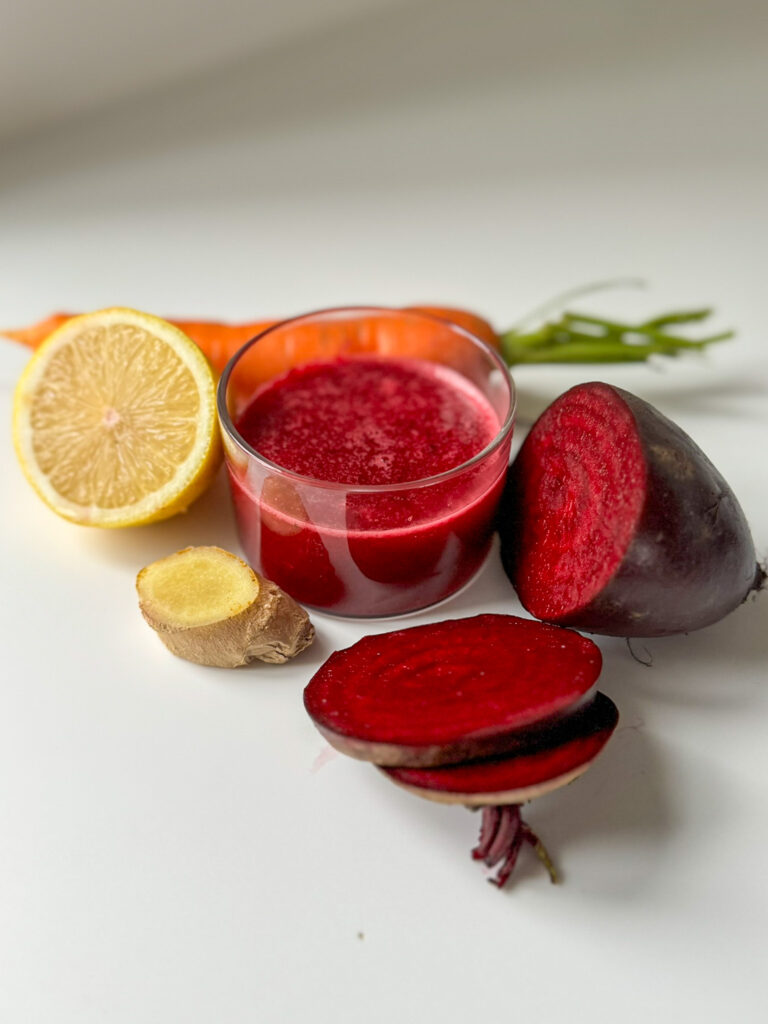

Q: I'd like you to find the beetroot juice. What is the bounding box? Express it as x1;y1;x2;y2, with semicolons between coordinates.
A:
218;309;515;617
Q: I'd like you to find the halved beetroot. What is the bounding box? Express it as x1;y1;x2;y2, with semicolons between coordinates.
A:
303;614;602;767
500;382;764;636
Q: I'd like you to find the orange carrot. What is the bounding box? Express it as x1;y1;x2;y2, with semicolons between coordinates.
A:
1;313;278;373
3;313;74;349
404;306;498;348
0;307;499;387
1;307;497;359
166;318;277;373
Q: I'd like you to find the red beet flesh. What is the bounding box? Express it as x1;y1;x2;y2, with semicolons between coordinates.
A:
381;691;618;804
500;382;763;636
303;614;602;767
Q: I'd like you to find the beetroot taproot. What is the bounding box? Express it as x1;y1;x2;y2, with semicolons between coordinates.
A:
500;382;764;637
304;614;619;889
303;614;602;767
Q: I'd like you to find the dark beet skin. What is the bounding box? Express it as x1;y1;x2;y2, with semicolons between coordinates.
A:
500;382;763;637
381;691;618;805
303;614;602;767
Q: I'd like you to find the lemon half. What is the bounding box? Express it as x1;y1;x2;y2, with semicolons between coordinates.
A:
12;308;222;527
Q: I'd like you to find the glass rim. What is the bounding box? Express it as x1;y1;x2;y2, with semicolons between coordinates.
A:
216;305;517;494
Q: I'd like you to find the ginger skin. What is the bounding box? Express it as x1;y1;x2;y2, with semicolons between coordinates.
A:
137;546;314;668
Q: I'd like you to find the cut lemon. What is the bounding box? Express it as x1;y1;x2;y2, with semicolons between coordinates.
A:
12;308;222;527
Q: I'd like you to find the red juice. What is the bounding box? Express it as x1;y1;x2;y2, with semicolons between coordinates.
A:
228;356;510;616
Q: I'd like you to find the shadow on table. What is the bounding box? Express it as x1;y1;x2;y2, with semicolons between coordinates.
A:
79;465;241;570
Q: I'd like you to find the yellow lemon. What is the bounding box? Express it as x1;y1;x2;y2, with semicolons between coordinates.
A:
12;308;222;527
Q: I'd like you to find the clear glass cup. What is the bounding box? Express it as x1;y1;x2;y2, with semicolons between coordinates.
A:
217;307;515;618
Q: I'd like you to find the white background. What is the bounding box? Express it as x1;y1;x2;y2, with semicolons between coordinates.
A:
1;1;767;1021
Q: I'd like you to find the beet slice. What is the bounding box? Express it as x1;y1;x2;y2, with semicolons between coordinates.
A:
380;693;618;888
381;691;618;805
500;382;764;636
303;614;602;767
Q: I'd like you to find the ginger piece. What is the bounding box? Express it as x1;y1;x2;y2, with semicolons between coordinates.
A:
136;546;314;667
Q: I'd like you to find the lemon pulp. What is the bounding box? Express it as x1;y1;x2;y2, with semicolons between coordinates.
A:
13;308;221;526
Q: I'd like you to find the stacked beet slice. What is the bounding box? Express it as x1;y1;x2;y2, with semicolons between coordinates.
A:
304;614;618;888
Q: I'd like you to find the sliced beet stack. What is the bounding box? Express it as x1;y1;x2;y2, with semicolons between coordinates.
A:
304;614;618;889
499;382;764;636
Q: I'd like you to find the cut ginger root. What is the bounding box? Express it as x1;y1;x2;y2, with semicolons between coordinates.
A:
137;546;314;668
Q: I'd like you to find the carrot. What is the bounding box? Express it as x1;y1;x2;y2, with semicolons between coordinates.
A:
1;313;278;373
2;300;732;379
3;313;74;349
404;306;499;348
215;309;500;400
166;318;277;373
0;307;493;365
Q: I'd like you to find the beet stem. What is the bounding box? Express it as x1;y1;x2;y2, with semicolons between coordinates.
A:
484;805;521;868
472;805;559;889
472;806;501;861
521;825;559;885
491;832;524;888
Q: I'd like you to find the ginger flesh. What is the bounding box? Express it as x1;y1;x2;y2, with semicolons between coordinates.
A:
137;546;314;667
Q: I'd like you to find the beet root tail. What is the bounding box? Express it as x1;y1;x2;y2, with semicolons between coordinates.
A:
472;805;558;889
521;824;558;885
472;805;501;860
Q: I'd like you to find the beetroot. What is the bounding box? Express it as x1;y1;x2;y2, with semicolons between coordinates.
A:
500;382;764;637
382;692;618;804
304;614;619;888
303;614;602;767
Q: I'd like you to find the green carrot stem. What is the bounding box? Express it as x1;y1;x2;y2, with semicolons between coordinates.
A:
497;326;554;350
502;339;681;364
642;308;713;328
562;312;732;347
648;329;734;348
498;306;734;366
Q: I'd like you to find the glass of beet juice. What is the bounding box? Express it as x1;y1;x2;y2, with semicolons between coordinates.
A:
217;308;515;617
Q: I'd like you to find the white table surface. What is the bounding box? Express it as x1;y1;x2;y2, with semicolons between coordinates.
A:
1;3;767;1020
